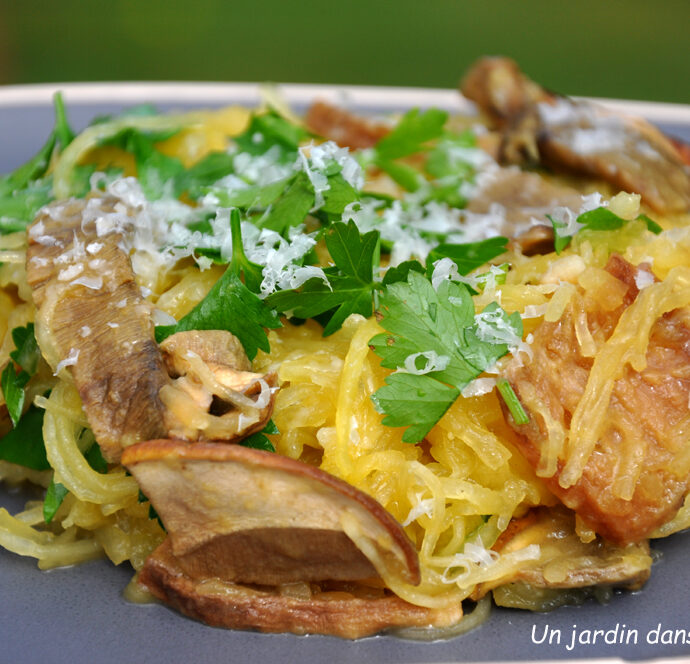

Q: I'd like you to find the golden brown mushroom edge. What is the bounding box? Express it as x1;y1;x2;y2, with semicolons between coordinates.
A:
121;440;463;638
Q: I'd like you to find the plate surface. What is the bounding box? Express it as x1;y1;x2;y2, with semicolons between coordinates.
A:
1;83;689;664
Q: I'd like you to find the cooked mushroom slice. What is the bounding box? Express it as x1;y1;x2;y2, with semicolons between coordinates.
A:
512;224;555;257
159;331;277;442
26;198;170;462
122;440;455;637
122;440;420;586
305;100;391;150
140;539;462;638
502;254;690;543
485;508;651;594
464;167;583;251
485;508;651;611
461;57;690;214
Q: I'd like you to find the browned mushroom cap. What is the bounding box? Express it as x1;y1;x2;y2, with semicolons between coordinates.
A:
460;57;550;130
122;440;420;587
140;539;462;638
512;224;555;256
479;508;651;598
124;440;460;638
160;329;251;375
159;331;277;442
26;197;170;462
478;508;651;611
461;57;690;214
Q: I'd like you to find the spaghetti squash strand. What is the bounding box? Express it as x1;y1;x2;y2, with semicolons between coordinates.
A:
42;382;139;504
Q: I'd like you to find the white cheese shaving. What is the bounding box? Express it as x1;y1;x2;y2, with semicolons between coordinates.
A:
233;145;292;186
461;377;497;398
33;235;61;247
297;144;330;209
635;268;655;290
570;126;626;155
71;275;103;290
244;224;327;298
400;351;450;375
309;140;364;190
57;264;84;281
548;192;606;239
537;99;579;126
474;307;531;360
402;493;435;527
54;348;80;376
28;220;45;238
29;256;50;267
152;308;177;326
521;303;549;319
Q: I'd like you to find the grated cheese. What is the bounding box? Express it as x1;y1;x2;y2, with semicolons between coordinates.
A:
54;348;80;375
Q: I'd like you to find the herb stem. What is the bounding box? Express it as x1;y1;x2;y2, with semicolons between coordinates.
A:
496;378;529;425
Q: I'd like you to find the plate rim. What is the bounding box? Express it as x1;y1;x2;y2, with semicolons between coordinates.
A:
1;81;690;125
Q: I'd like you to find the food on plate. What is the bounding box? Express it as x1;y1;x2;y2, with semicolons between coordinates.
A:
461;56;690;214
1;58;689;638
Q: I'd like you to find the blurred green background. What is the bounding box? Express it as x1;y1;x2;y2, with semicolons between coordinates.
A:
2;0;689;103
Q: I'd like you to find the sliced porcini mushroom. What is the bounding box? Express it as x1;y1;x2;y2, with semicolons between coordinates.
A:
512;224;555;256
139;539;462;638
160;329;251;375
159;331;277;442
461;57;690;214
122;440;420;587
487;508;651;594
26;197;170;462
482;508;652;612
464;167;582;245
123;440;459;638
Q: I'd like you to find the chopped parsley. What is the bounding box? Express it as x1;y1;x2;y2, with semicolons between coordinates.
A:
43;439;108;523
267;220;380;335
1;324;41;427
427;237;509;275
369;270;522;442
155;264;281;360
43;481;69;524
370;108;447;192
240;419;279;452
549;206;663;253
496;379;529;425
2;96;533;457
0;405;49;470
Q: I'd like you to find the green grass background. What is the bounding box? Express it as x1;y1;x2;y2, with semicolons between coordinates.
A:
2;0;689;103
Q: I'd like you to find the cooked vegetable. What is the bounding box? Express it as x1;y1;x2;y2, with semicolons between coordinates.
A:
26;197;170;462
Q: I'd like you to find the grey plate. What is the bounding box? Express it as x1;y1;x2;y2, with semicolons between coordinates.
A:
1;84;689;664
